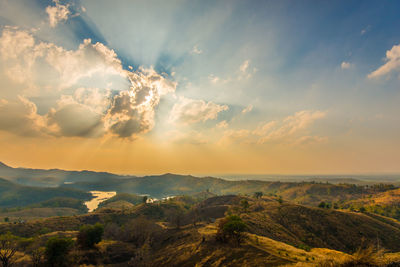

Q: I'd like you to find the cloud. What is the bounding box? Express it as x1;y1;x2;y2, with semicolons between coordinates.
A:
240;60;250;73
45;88;110;137
46;0;71;28
218;129;251;145
341;61;352;69
0;28;124;90
47;102;105;137
191;45;202;55
208;74;220;84
165;130;208;145
0;96;46;137
0;28;177;139
242;104;253;114
219;110;327;145
368;44;400;79
256;110;326;143
293;135;328;146
238;60;257;79
216;120;228;129
169;97;228;125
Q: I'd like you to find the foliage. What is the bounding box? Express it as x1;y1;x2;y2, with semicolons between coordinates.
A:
45;237;74;267
0;232;18;267
167;209;185;229
29;247;45;267
217;215;247;246
98;193;144;209
29;197;88;213
77;223;104;249
0;178;90;208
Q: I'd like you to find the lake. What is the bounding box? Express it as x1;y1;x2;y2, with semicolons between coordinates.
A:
84;191;116;212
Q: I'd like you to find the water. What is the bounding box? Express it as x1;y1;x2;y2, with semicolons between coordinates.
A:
84;191;116;212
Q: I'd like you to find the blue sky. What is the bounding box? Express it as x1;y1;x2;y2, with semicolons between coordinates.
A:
0;0;399;174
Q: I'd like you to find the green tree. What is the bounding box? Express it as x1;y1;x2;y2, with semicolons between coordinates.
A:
217;215;247;246
45;237;74;267
29;246;45;267
318;201;326;208
142;196;148;204
0;232;18;267
3;217;9;223
77;223;104;249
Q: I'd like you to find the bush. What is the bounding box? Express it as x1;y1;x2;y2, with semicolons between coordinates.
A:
216;215;247;246
45;237;74;267
0;232;19;267
77;223;104;249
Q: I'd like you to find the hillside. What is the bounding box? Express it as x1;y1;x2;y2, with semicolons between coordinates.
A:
0;161;131;187
62;174;395;207
1;161;397;209
0;178;91;208
339;188;400;220
2;194;400;266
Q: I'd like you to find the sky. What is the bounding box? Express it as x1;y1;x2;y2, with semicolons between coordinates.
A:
0;0;399;175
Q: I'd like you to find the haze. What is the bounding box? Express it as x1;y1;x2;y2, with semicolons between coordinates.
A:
0;0;400;175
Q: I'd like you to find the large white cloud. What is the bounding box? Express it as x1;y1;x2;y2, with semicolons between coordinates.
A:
169;97;228;125
0;28;177;139
368;44;400;78
0;28;124;90
0;96;47;137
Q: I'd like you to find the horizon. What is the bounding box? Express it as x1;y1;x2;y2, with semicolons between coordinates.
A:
1;160;400;179
0;1;400;174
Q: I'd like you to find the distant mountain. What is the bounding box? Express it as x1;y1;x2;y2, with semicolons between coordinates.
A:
0;161;133;187
0;177;91;208
1;161;398;208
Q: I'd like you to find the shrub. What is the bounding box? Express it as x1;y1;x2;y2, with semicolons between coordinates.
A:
0;232;19;267
77;223;104;249
45;237;74;267
216;215;247;246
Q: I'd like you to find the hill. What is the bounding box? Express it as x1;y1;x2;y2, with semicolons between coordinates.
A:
2;194;400;266
97;193;144;209
62;174;395;207
0;161;131;187
340;188;400;220
0;178;91;208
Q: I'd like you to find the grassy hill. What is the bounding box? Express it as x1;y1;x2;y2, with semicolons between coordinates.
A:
97;193;144;209
61;173;396;208
1;161;398;209
339;188;400;220
2;194;400;266
0;178;91;208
